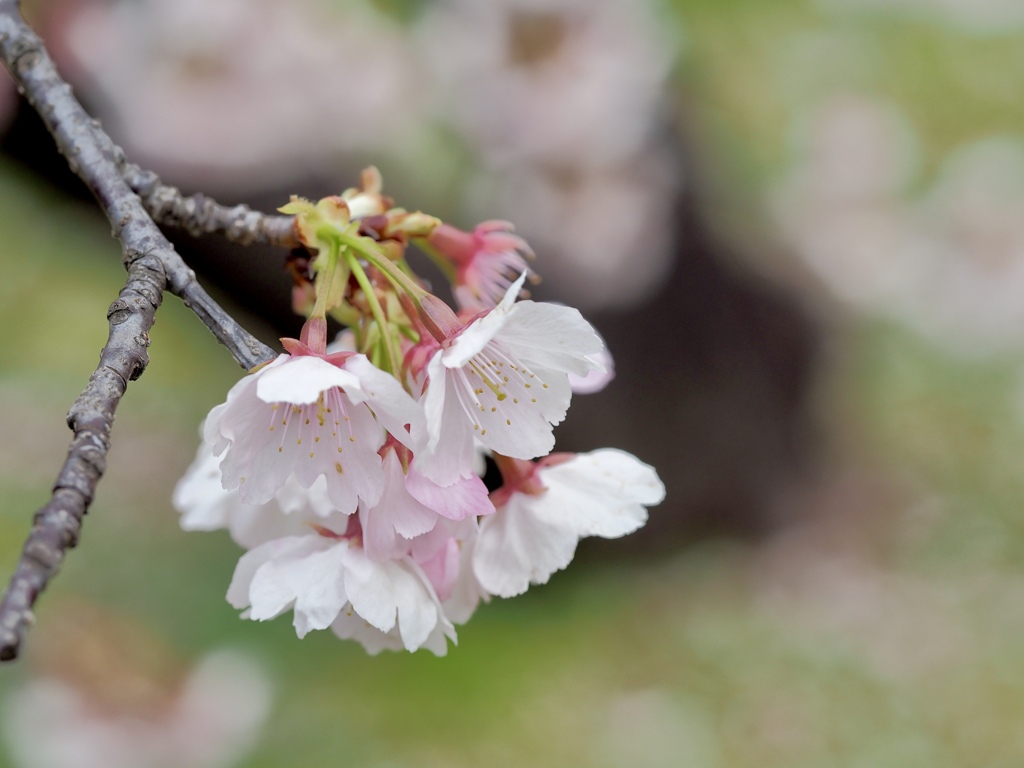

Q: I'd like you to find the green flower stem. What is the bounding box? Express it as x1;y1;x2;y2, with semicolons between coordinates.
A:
310;246;347;321
337;230;462;343
336;231;428;305
344;249;400;375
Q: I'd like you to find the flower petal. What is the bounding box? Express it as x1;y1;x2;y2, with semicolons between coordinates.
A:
173;444;230;532
343;354;425;449
227;536;315;610
342;550;446;651
441;272;527;368
419;353;478;485
256;355;361;405
360;452;438;560
473;495;579;598
473;449;664;597
405;462;494;520
393;562;442;651
534;449;665;537
498;301;605;377
246;537;350;637
569;346;615;394
343;550;400;633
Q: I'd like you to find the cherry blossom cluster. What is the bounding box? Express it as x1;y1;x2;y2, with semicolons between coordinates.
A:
174;169;665;655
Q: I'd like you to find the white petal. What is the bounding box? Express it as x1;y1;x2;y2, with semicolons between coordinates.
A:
275;475;338;519
441;272;527;368
227;536;313;610
450;354;570;460
570;346;616;394
256;355;361;405
534;449;665;537
342;551;446;651
214;382;292;505
499;301;605;377
473;496;580;598
342;549;400;633
218;381;385;511
203;358;288;449
202;402;231;456
228;505;311;551
417;618;457;656
247;537;350;637
344;355;425;450
422;352;449;454
304;397;385;513
175;444;315;548
331;610;404;655
418;353;478;485
330;606;456;656
472;450;663;597
173;444;230;532
327;329;357;353
440;529;489;624
393;562;441;651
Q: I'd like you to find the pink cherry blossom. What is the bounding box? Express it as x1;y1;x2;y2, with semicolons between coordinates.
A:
408;516;480;603
359;446;493;561
428;220;535;312
204;351;423;514
418;273;605;484
473;449;665;597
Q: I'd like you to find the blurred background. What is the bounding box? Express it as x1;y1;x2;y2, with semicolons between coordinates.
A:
2;0;1024;765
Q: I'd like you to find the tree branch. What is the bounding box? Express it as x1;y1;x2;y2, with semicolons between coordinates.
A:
0;1;278;660
0;255;163;661
122;162;300;248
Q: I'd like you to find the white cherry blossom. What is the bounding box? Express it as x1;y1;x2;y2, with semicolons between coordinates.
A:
474;449;665;597
173;442;348;549
419;274;605;484
227;533;456;654
204;352;423;513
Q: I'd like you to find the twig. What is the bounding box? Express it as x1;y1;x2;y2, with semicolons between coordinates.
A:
122;162;300;248
0;0;277;660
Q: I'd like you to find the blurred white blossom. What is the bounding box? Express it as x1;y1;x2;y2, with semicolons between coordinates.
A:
418;0;675;169
56;0;425;186
417;0;681;311
2;606;271;768
776;94;1024;354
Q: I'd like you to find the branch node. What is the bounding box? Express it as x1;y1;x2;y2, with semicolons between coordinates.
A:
106;298;131;324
